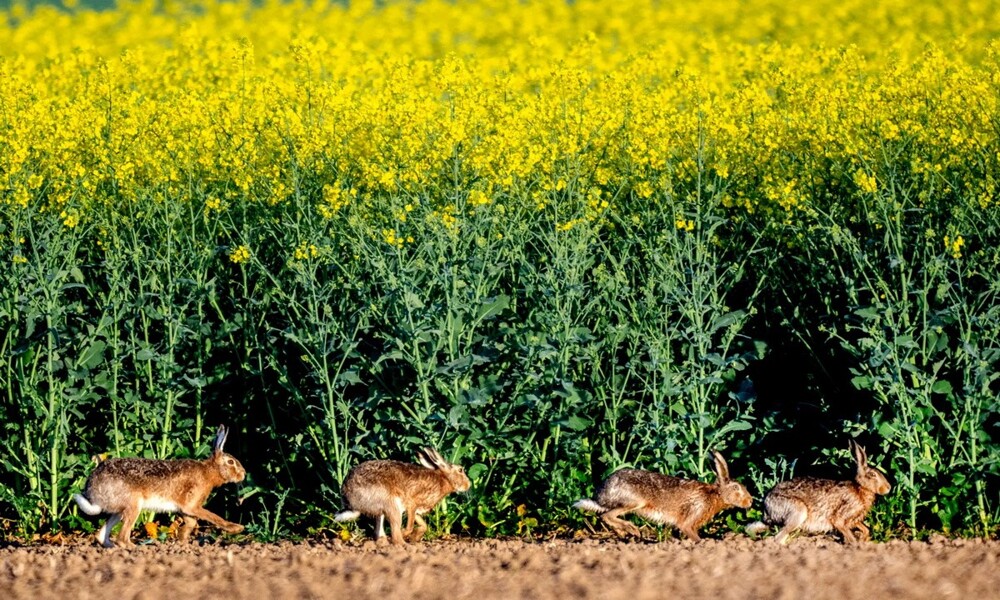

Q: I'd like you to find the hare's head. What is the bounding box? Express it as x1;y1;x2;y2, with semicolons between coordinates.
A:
850;439;891;496
417;447;471;493
211;425;246;484
712;450;753;509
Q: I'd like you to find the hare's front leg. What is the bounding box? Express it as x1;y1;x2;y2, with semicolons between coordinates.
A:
851;520;871;542
386;508;406;545
677;523;702;541
830;505;861;543
833;520;858;543
403;506;416;537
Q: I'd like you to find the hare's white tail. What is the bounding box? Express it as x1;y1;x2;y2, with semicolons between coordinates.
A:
73;493;103;516
745;521;768;537
573;499;605;514
334;510;361;522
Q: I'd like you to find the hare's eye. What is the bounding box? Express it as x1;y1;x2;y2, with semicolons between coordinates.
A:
227;458;235;465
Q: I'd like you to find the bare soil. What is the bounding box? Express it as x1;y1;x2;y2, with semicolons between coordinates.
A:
1;536;998;599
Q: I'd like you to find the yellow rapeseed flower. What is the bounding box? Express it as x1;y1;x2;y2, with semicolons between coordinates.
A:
229;245;251;264
854;170;879;194
943;234;965;259
293;241;320;261
0;0;995;239
675;218;696;232
60;210;80;229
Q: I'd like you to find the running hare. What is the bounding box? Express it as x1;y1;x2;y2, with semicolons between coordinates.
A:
574;450;752;541
334;447;471;544
746;439;891;544
73;425;246;547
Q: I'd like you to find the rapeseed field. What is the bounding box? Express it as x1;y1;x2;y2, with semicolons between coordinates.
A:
1;0;998;540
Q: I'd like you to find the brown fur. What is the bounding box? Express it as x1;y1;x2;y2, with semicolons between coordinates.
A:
73;425;246;548
756;439;891;544
575;451;753;541
336;447;471;545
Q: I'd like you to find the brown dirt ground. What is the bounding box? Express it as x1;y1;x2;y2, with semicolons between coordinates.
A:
1;535;998;600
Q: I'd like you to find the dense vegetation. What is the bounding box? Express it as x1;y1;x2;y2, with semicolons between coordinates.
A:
1;0;999;541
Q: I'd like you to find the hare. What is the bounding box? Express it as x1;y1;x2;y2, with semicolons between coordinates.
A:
73;425;246;548
574;450;752;541
334;447;471;545
746;439;891;544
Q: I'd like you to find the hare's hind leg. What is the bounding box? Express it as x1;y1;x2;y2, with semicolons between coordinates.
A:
185;506;244;534
600;505;643;539
403;506;416;538
408;512;428;542
97;513;121;548
772;503;808;545
373;514;387;544
116;503;141;547
177;515;199;542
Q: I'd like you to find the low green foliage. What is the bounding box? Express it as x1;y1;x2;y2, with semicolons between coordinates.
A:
2;145;997;542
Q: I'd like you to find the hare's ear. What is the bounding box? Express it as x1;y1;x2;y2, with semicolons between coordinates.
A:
850;439;867;467
416;448;436;469
214;425;229;454
422;447;450;468
712;450;730;482
427;447;447;466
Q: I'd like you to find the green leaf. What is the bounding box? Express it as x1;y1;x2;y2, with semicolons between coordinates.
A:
404;291;424;310
467;463;488;481
337;370;362;385
934;331;950;353
448;404;468;428
931;380;953;395
712;420;753;441
876;422;895;441
560;414;592;431
855;307;881;321
78;340;106;369
851;375;874;390
711;310;746;333
477;294;510;321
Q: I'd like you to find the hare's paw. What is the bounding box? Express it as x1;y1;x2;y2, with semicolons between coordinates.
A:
407;529;426;543
223;523;245;534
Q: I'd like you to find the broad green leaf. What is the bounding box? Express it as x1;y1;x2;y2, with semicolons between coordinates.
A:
932;380;953;395
477;294;510;321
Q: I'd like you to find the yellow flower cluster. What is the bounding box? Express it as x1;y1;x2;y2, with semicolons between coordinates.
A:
293;241;320;261
229;245;251;264
943;234;966;259
1;0;997;248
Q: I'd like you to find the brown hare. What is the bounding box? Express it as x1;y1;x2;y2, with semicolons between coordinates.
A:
746;439;891;544
334;447;471;544
574;450;752;541
73;425;246;547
